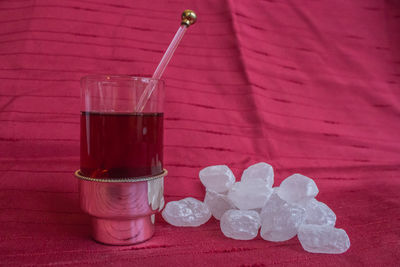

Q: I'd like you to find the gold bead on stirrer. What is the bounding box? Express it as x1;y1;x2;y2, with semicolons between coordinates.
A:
181;9;197;27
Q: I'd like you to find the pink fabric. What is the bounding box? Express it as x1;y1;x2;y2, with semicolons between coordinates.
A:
1;0;400;265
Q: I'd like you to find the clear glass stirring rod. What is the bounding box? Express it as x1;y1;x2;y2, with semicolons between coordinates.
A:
136;10;197;112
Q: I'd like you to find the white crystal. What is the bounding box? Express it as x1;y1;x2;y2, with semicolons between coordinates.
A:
204;190;236;220
260;193;306;242
199;165;236;193
241;162;274;188
302;199;336;226
227;179;273;210
251;208;262;214
162;197;211;227
277;174;319;204
298;224;350;254
220;209;261;240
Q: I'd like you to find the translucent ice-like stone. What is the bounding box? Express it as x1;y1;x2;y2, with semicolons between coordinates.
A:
302;199;336;226
220;209;261;240
260;193;305;242
241;162;274;188
227;180;273;210
298;224;350;254
277;174;319;204
162;197;211;227
199;165;235;193
251;208;262;214
204;190;235;220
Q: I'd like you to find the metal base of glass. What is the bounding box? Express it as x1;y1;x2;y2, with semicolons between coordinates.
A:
75;169;167;245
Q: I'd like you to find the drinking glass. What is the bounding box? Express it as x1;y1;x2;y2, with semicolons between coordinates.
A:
76;75;166;245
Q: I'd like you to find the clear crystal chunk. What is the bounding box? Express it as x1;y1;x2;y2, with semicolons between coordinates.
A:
162;197;211;227
220;209;261;240
241;162;274;188
298;224;350;254
277;174;319;204
302;198;336;226
260;193;306;241
227;180;273;210
199;165;235;193
204;189;236;220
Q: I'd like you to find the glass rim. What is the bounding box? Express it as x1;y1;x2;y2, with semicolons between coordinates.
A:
81;74;164;83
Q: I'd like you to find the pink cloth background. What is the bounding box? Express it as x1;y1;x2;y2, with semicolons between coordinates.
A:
1;0;399;266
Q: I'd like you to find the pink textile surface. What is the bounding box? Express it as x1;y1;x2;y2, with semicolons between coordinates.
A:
1;0;399;266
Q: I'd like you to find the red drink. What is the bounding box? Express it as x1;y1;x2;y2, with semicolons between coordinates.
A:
80;112;163;178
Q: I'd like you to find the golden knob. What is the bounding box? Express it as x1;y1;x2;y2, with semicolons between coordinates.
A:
181;9;197;27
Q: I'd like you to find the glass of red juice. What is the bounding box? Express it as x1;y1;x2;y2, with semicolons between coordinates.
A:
77;75;166;245
80;75;164;179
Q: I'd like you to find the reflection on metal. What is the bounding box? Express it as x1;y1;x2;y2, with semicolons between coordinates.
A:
148;177;165;211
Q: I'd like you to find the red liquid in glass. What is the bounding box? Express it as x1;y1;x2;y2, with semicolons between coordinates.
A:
80;112;163;178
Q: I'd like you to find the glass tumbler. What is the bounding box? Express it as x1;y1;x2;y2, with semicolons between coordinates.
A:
75;75;167;245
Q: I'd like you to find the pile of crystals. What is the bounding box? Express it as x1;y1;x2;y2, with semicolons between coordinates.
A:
162;163;350;254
